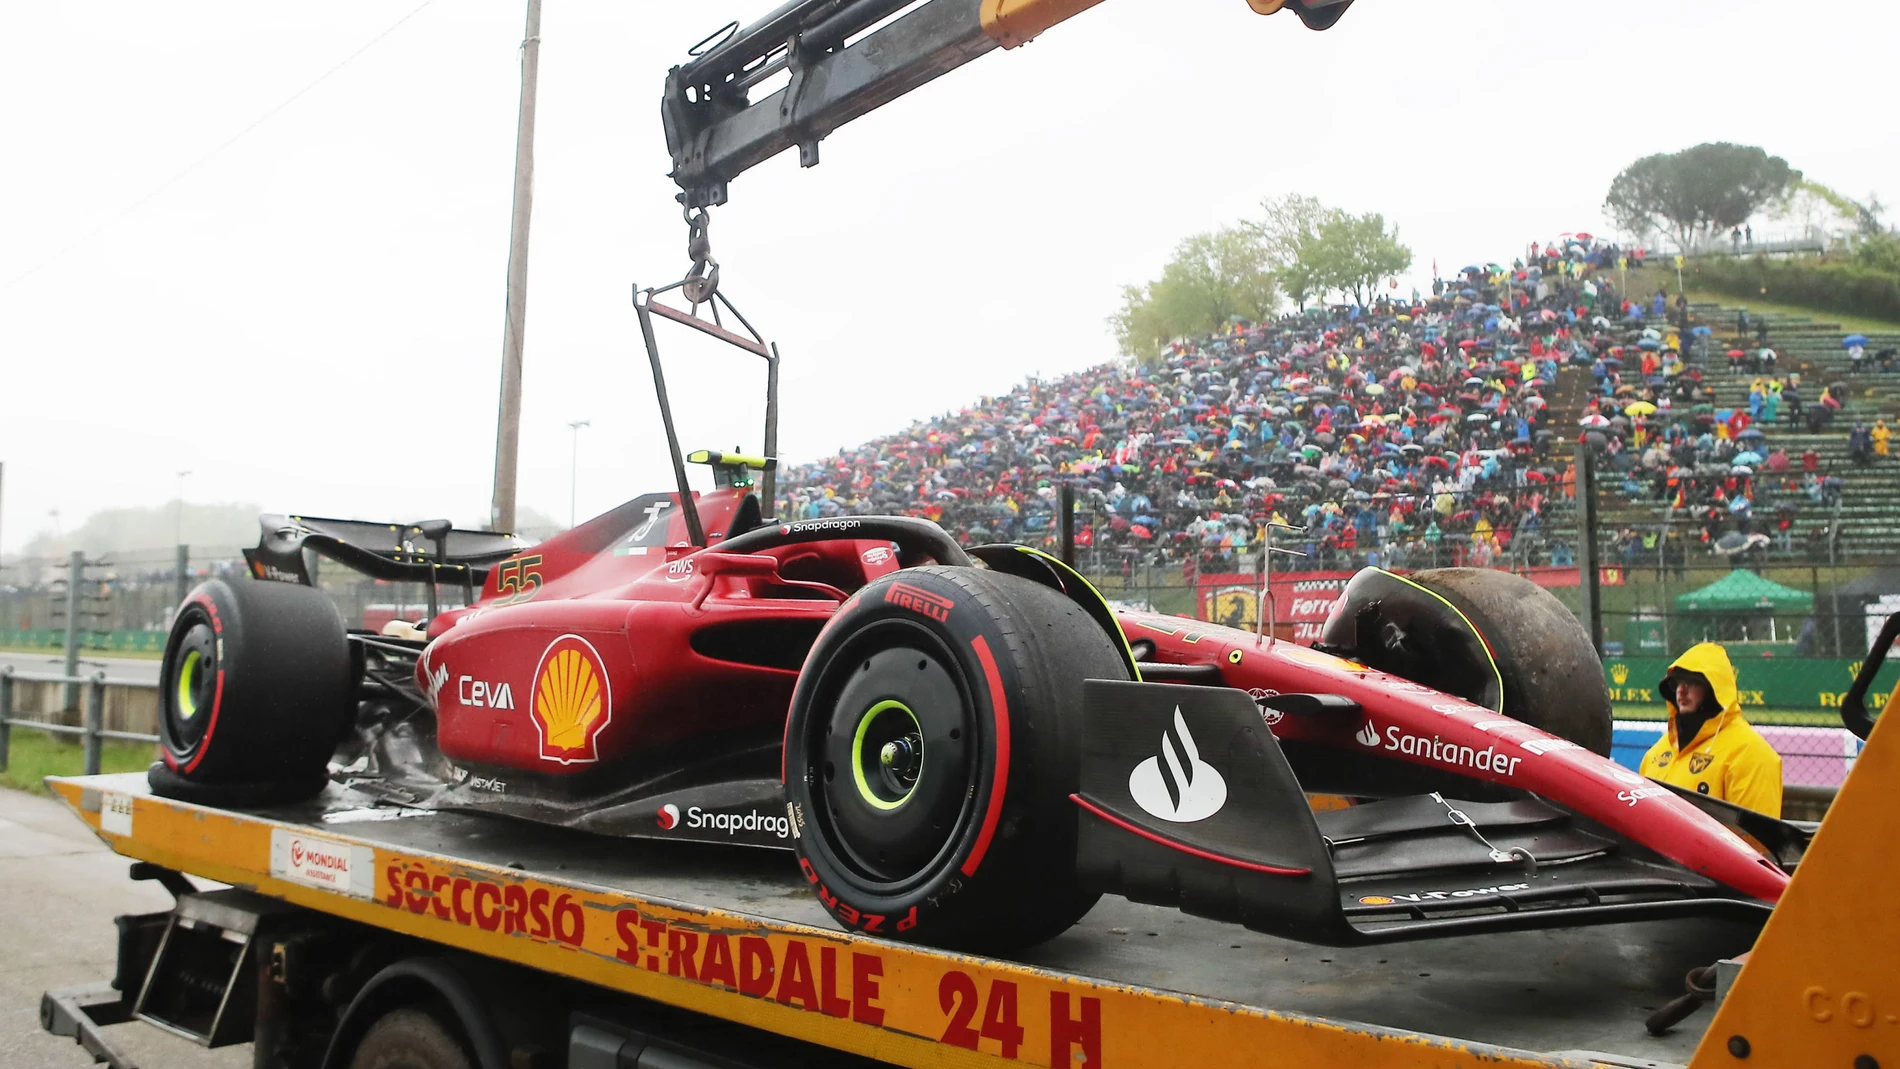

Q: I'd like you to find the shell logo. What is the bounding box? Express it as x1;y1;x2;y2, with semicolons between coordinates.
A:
529;634;613;764
1359;895;1396;906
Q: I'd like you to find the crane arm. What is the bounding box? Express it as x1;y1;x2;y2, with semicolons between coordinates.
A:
663;0;1354;210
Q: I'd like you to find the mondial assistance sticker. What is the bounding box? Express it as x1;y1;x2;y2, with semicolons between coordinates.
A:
270;828;376;899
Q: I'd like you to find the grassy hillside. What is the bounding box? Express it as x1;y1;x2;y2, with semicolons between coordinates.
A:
1624;264;1900;336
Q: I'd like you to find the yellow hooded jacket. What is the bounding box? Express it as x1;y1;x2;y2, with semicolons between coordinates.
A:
1638;643;1782;817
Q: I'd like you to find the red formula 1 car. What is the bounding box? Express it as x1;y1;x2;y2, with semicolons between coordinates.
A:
151;286;1808;955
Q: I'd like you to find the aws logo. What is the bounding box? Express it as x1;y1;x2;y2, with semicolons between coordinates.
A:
1128;707;1227;823
530;634;613;764
1610;663;1630;685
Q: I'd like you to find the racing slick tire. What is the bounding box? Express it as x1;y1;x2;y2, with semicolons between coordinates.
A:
150;577;353;805
784;566;1130;954
1406;567;1613;758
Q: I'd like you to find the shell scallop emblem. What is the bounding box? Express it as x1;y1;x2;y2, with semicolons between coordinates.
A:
529;634;613;763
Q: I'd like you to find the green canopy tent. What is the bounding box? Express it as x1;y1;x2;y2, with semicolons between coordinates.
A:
1674;569;1814;644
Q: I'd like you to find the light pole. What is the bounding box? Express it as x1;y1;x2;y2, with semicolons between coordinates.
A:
490;0;544;534
174;471;192;546
567;421;590;528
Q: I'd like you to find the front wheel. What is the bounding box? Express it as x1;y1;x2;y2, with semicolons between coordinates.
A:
784;567;1129;953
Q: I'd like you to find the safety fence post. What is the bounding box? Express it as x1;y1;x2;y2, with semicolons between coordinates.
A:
83;672;105;776
1577;450;1603;656
0;667;12;771
175;544;191;608
63;549;83;712
1059;484;1075;568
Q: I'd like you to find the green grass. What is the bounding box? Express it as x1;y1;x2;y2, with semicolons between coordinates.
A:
0;731;156;793
1682;290;1900;338
1625;265;1900;336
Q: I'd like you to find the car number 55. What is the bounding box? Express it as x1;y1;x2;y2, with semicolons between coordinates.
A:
493;555;545;606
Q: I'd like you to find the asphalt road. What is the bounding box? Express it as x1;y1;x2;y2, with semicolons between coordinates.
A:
0;652;161;686
0;787;244;1069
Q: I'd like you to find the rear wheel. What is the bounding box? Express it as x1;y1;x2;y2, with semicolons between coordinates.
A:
784;567;1129;953
150;578;352;805
347;1007;473;1069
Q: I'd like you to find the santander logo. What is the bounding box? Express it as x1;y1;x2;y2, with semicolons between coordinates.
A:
1355;719;1381;747
1128;707;1227;823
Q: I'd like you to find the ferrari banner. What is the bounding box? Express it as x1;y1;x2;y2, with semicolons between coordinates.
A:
1195;567;1606;642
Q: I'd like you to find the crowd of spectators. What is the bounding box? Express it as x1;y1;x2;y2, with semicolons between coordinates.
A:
777;237;1693;575
1578;305;1893;567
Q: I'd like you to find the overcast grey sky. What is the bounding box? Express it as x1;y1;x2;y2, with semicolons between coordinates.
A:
3;0;1893;555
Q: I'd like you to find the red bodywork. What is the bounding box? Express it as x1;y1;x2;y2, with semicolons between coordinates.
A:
416;488;1787;905
419;490;898;770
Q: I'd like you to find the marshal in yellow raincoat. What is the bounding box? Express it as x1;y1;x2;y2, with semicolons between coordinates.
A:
1638;643;1783;817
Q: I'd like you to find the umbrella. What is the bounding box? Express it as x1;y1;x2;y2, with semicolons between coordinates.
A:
1692;326;1713;337
1625;401;1657;416
1466;412;1491;423
1737;427;1766;441
1733;451;1764;466
1844;334;1870;348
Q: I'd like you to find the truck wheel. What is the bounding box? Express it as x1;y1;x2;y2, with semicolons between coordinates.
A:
784;567;1129;954
150;578;352;805
348;1007;473;1069
1406;567;1612;757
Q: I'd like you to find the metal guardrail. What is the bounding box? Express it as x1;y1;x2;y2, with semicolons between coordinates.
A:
0;667;160;776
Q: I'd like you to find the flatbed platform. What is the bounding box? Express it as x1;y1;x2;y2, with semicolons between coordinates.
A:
46;772;1749;1069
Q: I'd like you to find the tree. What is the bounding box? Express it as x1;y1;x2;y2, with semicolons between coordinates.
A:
1244;194;1332;310
1604;143;1801;252
1766;179;1864;242
1854;232;1900;274
1111;226;1279;359
1305;210;1412;307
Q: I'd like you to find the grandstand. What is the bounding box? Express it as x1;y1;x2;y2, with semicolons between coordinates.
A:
777;238;1665;577
770;239;1900;672
1592;299;1900;560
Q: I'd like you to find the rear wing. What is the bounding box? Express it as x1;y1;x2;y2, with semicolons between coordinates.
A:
242;514;528;588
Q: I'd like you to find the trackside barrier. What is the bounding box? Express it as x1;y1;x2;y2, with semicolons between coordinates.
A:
0;668;160;776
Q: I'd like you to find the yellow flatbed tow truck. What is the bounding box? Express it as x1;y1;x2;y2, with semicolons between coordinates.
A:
34;693;1900;1069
